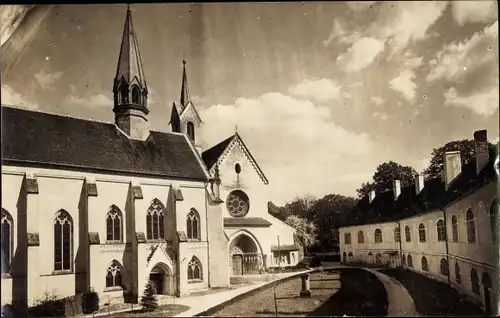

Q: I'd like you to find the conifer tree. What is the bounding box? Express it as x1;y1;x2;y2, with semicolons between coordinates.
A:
140;280;158;312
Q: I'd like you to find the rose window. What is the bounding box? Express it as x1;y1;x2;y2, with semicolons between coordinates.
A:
226;190;250;217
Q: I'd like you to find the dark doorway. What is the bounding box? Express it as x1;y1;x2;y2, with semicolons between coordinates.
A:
149;273;164;295
232;254;243;276
149;263;173;295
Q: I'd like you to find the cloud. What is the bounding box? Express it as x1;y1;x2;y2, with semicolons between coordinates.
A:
336;37;385;72
34;70;63;90
389;56;423;102
371;96;384;106
67;92;113;109
1;84;38;109
200;89;375;203
372;112;390;120
288;78;342;103
0;5;34;47
427;21;498;83
444;86;499;116
451;1;497;26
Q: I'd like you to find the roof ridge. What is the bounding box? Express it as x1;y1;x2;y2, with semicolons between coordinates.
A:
1;104;114;126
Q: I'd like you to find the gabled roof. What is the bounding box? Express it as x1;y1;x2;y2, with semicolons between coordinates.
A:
202;132;269;184
1;105;209;181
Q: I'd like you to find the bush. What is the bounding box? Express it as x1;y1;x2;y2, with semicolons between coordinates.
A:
81;288;99;314
140;280;158;312
30;292;65;317
296;256;321;269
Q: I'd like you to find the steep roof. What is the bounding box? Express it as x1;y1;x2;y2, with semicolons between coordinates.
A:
202;135;234;170
1;105;209;181
345;146;498;227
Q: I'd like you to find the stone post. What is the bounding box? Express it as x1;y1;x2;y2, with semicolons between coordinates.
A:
299;273;311;298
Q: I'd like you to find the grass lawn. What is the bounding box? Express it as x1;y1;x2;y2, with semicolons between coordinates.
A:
107;304;190;317
210;268;388;317
379;268;484;316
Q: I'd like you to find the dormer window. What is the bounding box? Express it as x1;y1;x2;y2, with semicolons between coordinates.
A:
131;86;140;104
187;122;195;141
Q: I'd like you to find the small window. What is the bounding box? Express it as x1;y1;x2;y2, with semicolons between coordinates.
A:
451;215;458;242
466;209;476;243
235;163;241;174
407;254;413;267
105;261;123;288
357;231;364;244
131;86;140;104
455;262;461;284
120;84;128;103
437;219;446;242
374;229;382;243
470;268;479;294
187;122;195;142
440;258;449;276
186;209;200;240
147;199;165;240
187;256;202;283
405;226;411;242
394;227;400;242
418;223;426;242
402;254;406;266
344;233;351;245
106;206;122;242
421;256;428;272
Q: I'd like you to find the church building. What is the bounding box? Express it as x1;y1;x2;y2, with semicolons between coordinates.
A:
1;6;300;308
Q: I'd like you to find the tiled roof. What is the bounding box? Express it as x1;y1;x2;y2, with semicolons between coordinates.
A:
271;245;300;252
223;217;272;227
345;146;498;227
1;105;208;180
202;135;235;170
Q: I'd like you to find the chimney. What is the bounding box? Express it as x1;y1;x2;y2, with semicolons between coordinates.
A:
368;190;376;203
393;180;401;201
414;173;425;195
474;129;489;175
443;151;462;190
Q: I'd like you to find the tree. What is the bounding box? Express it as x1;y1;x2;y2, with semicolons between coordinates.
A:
284;195;316;221
268;201;288;221
356;161;416;198
284;215;317;253
140;280;158;312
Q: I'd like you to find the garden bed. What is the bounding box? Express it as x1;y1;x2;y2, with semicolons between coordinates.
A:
209;268;387;317
379;268;484;316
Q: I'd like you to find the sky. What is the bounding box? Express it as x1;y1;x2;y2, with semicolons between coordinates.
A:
1;2;499;205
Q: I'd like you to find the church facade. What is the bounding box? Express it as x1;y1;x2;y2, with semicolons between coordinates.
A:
1;6;300;308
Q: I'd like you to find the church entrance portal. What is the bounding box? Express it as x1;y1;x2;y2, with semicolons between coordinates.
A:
230;234;263;276
149;263;173;296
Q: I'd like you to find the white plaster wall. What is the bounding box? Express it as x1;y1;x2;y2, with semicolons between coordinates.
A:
176;185;207;241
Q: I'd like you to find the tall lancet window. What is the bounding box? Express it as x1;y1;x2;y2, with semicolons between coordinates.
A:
187;122;195;142
106;206;122;242
54;210;73;271
1;209;13;274
131;86;140;104
120;84;129;104
146;199;165;240
186;209;200;240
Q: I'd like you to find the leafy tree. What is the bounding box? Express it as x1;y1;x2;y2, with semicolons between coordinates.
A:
268;201;288;221
284;215;317;253
140;280;158;312
356;161;416;198
284;194;316;221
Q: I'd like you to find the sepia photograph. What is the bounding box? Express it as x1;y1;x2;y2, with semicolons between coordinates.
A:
0;1;499;317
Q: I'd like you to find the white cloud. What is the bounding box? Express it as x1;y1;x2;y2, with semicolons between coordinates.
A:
444;86;499;116
336;37;385;72
200;89;375;204
67;93;113;109
1;84;38;109
452;1;497;26
372;112;390;120
0;5;34;47
371;96;384;106
288;78;342;103
427;21;498;82
34;70;63;90
389;56;423;102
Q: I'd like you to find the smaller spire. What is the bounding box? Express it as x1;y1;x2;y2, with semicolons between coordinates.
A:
180;59;190;108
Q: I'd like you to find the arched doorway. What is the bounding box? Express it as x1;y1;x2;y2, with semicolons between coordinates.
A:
229;233;262;276
149;263;174;296
342;252;347;264
482;272;493;315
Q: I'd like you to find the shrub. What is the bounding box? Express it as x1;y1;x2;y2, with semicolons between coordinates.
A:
30;291;65;317
140;280;158;312
296;256;321;269
81;288;99;314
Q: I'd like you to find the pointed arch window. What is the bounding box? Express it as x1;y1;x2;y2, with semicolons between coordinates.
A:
120;84;129;104
407;254;413;268
374;229;382;243
436;219;446;242
394;227;400;242
146;200;165;240
418;223;426;242
187;122;195;142
440;258;449;276
106;206;122;242
421;256;428;272
106;261;123;288
451;215;458;242
405;226;411;242
466;209;476;243
1;209;13;274
490;199;497;242
187;256;202;283
187;209;200;240
54;210;73;271
470;268;479;294
131;86;141;104
357;231;364;244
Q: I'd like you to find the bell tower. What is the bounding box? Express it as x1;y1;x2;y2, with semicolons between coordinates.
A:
113;5;149;140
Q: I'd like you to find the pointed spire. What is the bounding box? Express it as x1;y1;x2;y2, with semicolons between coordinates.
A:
115;4;147;91
180;59;190;108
